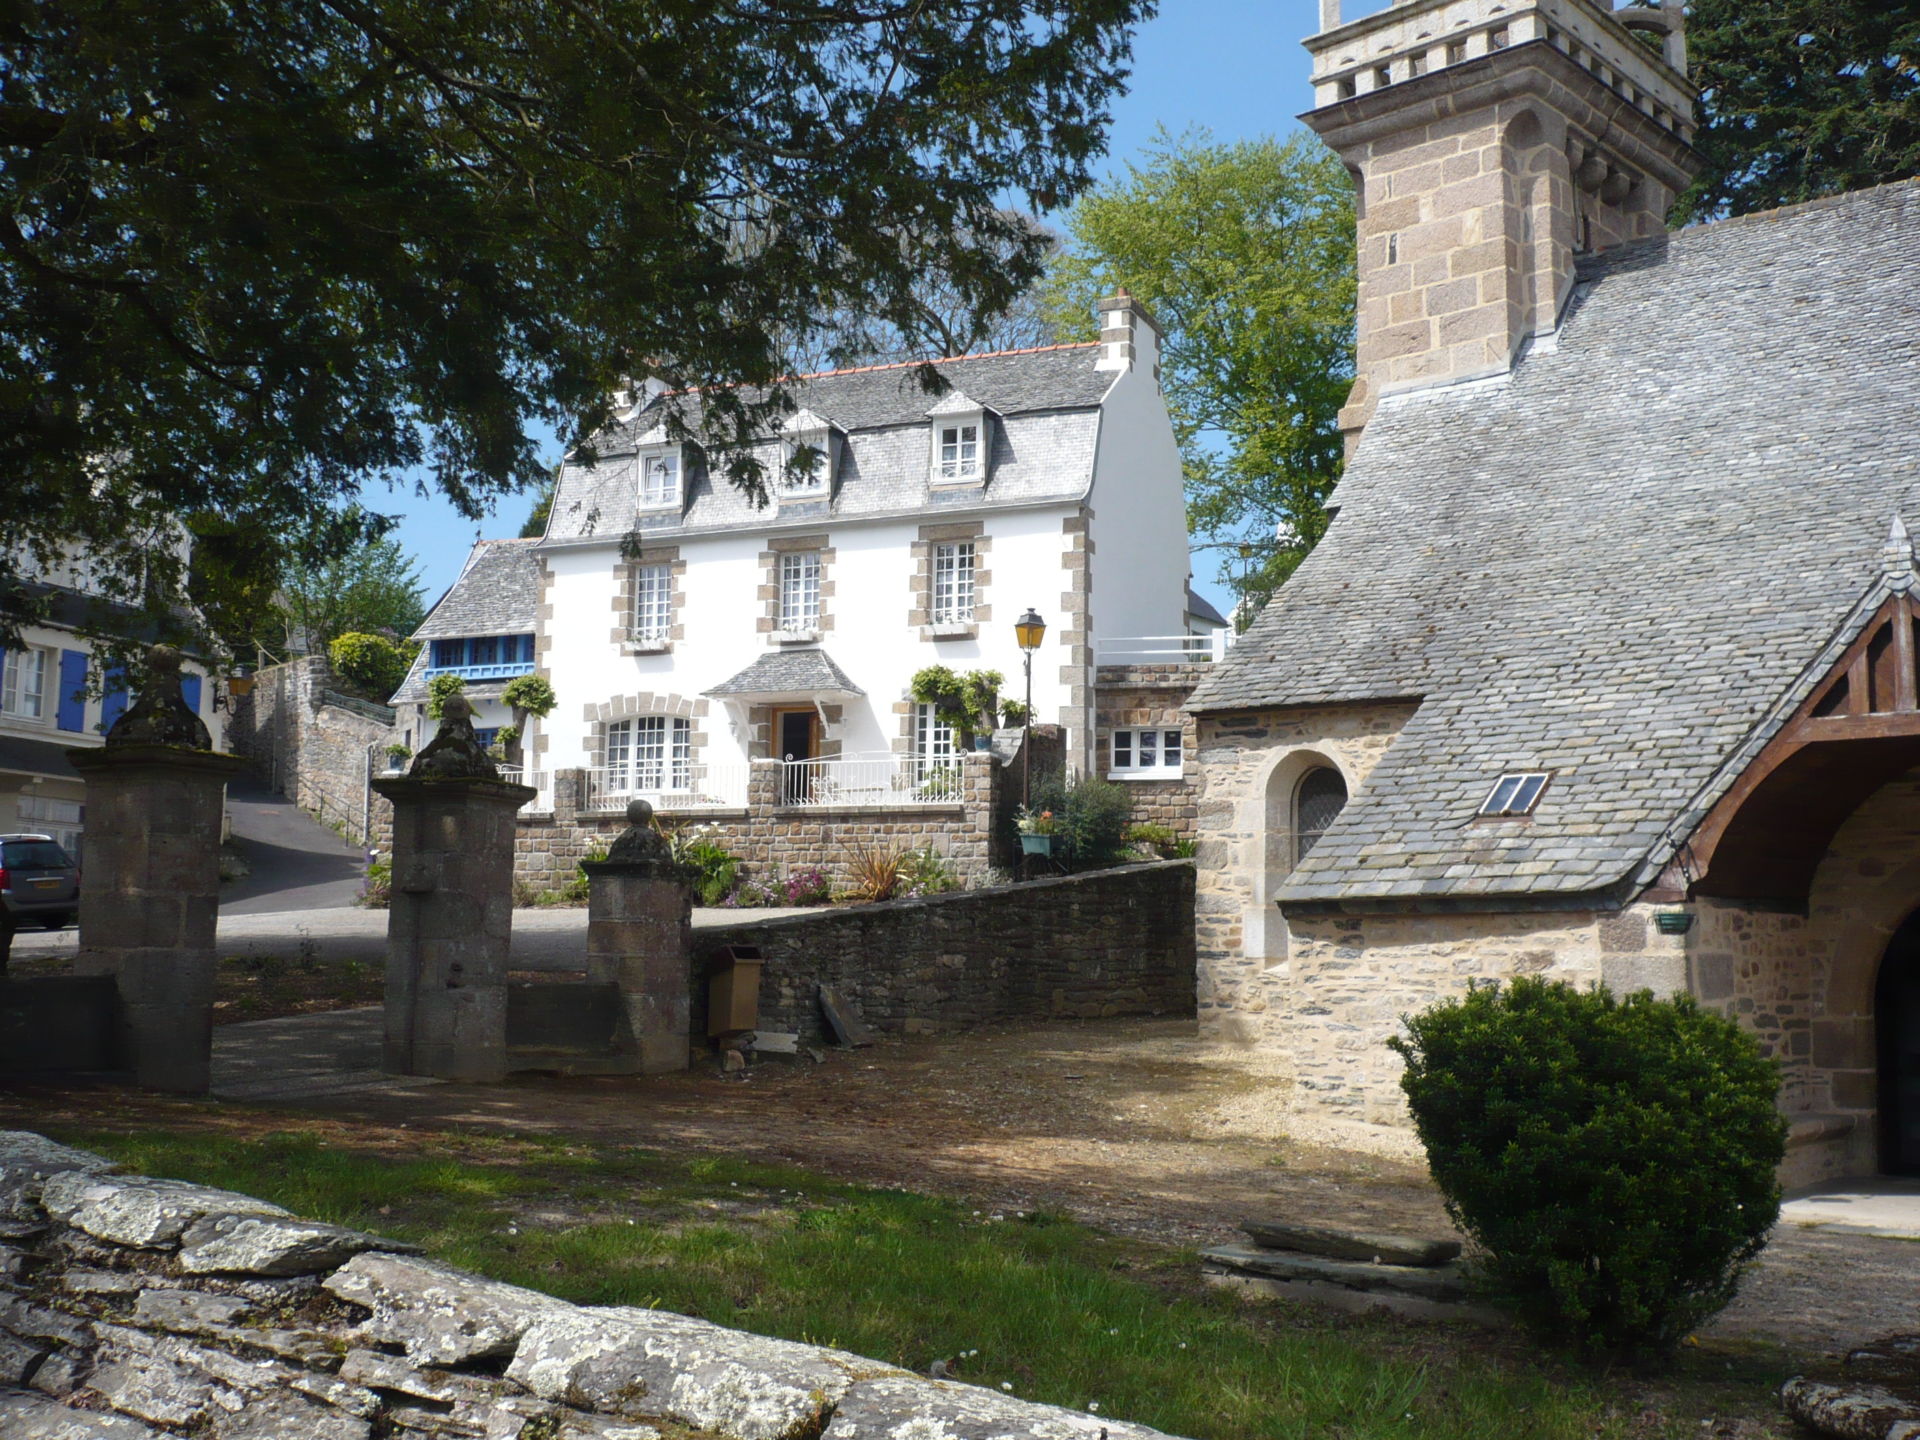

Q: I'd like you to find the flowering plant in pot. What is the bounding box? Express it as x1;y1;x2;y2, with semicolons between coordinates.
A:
1015;805;1060;854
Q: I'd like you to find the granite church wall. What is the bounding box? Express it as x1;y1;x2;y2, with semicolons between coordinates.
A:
694;860;1196;1046
0;1130;1182;1440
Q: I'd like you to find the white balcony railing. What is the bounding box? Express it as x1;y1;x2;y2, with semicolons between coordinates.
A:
496;765;547;789
777;754;963;808
1095;631;1233;664
583;763;750;814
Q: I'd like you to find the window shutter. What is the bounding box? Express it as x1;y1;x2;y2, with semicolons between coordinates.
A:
100;664;129;734
56;650;88;732
181;674;203;716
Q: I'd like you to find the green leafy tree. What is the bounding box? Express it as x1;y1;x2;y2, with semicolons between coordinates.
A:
519;483;555;540
1043;129;1356;610
328;632;419;703
910;665;1003;745
426;673;466;721
0;0;1152;651
281;530;427;656
1676;0;1920;221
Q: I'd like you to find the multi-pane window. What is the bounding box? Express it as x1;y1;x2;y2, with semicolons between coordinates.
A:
936;422;981;482
913;703;958;793
778;551;822;631
639;451;680;508
632;563;673;642
783;436;829;495
1295;766;1349;862
931;541;976;624
0;647;48;720
1109;727;1184;777
605;715;692;792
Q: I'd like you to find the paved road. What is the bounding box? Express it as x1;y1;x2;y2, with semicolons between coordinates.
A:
222;780;370;915
11;901;814;969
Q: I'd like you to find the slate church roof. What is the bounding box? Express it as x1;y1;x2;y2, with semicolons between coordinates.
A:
1189;179;1920;908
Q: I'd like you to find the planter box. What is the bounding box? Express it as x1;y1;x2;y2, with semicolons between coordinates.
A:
1019;833;1059;856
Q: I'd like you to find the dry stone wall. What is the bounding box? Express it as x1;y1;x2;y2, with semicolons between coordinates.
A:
696;860;1196;1046
0;1130;1185;1440
228;658;396;847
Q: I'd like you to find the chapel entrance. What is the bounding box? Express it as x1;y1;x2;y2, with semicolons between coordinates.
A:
1879;910;1920;1175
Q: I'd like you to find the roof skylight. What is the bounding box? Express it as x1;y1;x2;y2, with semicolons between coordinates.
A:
1479;772;1551;818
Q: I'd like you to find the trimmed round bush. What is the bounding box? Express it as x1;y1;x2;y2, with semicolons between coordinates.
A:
1389;976;1787;1359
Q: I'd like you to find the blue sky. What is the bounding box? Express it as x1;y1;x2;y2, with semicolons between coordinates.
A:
373;1;1330;616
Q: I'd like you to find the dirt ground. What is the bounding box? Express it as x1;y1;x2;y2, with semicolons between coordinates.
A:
4;1015;1914;1359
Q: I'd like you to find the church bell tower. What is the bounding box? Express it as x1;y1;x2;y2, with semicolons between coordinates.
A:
1303;0;1700;445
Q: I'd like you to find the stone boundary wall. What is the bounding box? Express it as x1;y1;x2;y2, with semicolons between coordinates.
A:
695;859;1196;1046
514;749;1023;897
227;657;396;847
1094;663;1207;842
0;1130;1183;1440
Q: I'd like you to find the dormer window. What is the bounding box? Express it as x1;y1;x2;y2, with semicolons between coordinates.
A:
638;448;680;509
926;392;992;487
780;409;835;499
937;422;981;482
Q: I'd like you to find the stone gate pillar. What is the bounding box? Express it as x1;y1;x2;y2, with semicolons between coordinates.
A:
582;799;693;1073
69;645;245;1095
372;696;535;1082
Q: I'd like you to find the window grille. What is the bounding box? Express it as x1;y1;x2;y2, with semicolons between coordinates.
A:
932;542;976;624
0;647;48;719
936;422;981;482
1109;727;1183;776
913;703;957;784
1295;767;1348;861
779;551;822;630
606;715;691;792
639;451;680;508
632;563;673;641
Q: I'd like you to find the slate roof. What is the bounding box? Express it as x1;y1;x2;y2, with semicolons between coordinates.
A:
541;345;1110;544
1188;178;1920;907
706;649;865;700
411;539;541;641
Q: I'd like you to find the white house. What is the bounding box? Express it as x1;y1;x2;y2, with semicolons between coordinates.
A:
522;293;1192;813
0;542;223;859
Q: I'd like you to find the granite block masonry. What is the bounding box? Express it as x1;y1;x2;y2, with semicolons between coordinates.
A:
0;1130;1189;1440
581;798;695;1074
67;645;247;1095
372;695;537;1083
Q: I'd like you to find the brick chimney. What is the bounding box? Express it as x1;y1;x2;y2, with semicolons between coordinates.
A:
1305;0;1699;449
1094;289;1163;376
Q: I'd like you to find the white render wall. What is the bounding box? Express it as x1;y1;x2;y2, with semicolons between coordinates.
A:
1085;354;1191;645
539;506;1082;772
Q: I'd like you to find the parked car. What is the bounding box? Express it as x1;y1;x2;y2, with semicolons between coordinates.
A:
0;833;80;930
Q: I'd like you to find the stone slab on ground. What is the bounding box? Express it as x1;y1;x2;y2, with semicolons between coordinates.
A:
1201;1242;1469;1303
1780;1376;1920;1439
322;1252;574;1365
179;1214;411;1277
0;1133;118;1223
39;1173;289;1250
1238;1219;1460;1267
0;1388;161;1438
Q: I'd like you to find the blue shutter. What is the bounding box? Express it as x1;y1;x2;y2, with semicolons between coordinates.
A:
100;665;129;733
521;634;535;663
56;650;88;732
181;674;202;716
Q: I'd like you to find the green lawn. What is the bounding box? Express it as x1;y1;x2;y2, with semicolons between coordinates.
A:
55;1127;1794;1440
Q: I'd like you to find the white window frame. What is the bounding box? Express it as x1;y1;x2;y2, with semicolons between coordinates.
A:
782;432;831;497
1108;726;1184;779
0;646;49;721
606;715;692;793
931;541;976;625
637;447;681;509
930;413;987;485
778;550;822;633
912;702;957;780
632;563;674;643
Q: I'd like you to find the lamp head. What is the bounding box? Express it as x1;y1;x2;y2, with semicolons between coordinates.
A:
1015;608;1046;652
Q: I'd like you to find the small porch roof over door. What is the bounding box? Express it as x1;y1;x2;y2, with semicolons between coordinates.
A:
704;649;865;706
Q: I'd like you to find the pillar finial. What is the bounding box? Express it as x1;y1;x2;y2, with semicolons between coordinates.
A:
105;643;213;750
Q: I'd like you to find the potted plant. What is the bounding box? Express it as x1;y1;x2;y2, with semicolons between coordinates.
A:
1016;805;1060;856
910;665;1005;751
384;743;412;772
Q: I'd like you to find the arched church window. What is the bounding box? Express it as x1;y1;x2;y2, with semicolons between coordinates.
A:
1295;766;1349;863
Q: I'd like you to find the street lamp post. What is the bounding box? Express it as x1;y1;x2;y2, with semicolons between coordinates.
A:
1014;608;1047;811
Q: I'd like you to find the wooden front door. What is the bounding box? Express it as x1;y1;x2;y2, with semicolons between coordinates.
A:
1879;910;1920;1175
774;707;817;805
